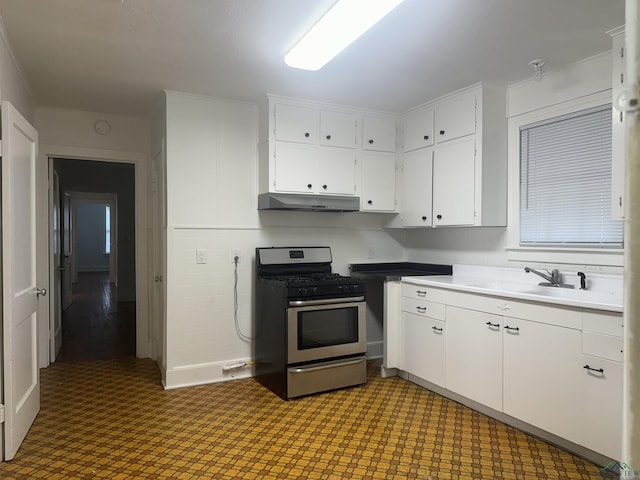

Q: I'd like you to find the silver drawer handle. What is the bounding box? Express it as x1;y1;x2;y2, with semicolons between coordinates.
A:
416;290;427;296
416;306;426;312
289;357;365;374
432;326;443;333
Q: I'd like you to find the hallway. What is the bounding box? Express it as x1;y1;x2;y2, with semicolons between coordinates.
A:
56;272;136;362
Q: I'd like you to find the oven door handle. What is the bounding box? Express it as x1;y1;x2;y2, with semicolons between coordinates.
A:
288;296;365;307
289;357;365;374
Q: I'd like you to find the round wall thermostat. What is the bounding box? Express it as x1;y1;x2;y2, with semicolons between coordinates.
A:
94;120;111;135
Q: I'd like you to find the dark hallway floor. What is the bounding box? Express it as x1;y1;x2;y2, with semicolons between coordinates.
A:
56;272;136;362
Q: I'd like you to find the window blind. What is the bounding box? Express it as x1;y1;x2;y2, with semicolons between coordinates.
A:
519;105;623;246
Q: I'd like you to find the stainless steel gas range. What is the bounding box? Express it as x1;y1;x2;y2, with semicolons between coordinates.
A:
255;246;367;400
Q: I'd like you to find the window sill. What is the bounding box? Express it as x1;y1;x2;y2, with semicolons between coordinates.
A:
506;247;623;268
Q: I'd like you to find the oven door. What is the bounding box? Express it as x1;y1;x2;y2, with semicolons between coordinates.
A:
287;297;366;364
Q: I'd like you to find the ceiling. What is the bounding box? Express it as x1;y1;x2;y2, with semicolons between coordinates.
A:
0;0;625;117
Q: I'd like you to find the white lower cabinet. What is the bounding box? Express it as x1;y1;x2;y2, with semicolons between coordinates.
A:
578;354;622;460
502;317;582;445
398;281;623;461
445;306;502;411
402;312;445;387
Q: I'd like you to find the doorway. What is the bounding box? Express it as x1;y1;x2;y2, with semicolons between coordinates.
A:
51;158;136;362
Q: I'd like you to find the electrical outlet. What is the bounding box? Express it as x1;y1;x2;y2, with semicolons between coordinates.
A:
232;249;241;264
196;248;207;264
368;247;375;259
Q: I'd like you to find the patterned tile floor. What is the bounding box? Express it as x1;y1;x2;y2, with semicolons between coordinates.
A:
0;358;613;479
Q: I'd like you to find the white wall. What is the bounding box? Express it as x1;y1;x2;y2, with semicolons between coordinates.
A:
406;52;621;274
35;106;151;362
163;92;406;388
0;17;34;122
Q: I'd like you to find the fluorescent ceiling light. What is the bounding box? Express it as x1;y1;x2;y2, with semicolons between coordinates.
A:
285;0;405;71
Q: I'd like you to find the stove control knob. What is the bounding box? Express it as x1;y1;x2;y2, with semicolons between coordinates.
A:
298;287;308;295
310;287;318;295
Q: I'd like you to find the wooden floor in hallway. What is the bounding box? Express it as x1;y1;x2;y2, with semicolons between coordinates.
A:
56;271;136;362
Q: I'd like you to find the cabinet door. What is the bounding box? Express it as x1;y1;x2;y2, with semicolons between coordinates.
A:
274;143;317;193
320;110;357;148
361;153;396;211
503;317;582;445
432;139;475;226
579;355;622;460
402;312;445;387
402;149;433;226
275;104;318;144
363;116;396;152
403;108;434;152
317;148;356;195
435;93;476;143
445;306;502;411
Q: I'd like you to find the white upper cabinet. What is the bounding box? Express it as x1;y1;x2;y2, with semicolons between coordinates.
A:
403;108;434;152
273;143;317;193
275;104;318;144
361;152;396;212
362;116;396;152
259;95;397;206
434;93;476;143
317;147;356;195
320;110;357;148
610;28;625;220
398;84;507;228
432;139;476;226
402;149;433;226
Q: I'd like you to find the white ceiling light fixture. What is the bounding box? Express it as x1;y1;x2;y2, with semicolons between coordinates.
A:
285;0;405;71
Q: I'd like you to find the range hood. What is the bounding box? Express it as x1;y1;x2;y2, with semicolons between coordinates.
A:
258;193;360;212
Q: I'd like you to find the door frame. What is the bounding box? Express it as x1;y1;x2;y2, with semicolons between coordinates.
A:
39;145;149;368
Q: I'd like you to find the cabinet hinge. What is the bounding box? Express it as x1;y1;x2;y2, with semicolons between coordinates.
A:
620;46;624;59
0;404;4;424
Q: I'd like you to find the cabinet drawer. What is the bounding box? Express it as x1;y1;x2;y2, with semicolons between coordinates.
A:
582;310;623;337
401;283;432;300
401;297;445;320
582;332;623;362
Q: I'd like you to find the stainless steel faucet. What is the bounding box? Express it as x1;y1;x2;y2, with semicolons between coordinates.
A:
524;267;575;289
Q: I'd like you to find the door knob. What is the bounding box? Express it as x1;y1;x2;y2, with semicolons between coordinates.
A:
36;288;47;298
59;266;67;271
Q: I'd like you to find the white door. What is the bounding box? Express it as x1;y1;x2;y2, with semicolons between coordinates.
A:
151;147;166;361
1;101;41;461
61;191;72;309
49;169;62;362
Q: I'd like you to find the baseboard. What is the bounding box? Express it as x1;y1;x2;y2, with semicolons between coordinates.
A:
366;341;383;359
164;357;254;390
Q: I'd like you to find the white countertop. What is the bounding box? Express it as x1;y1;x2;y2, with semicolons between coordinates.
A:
401;265;623;313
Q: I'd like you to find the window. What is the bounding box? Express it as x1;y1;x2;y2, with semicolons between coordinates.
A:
519;104;623;247
105;204;111;255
